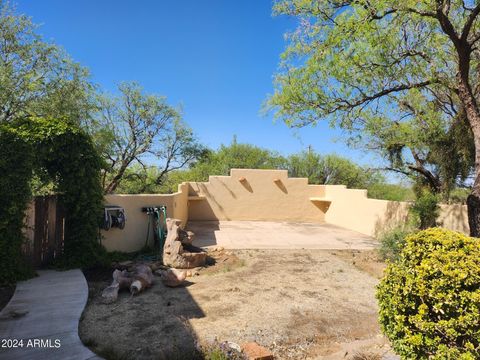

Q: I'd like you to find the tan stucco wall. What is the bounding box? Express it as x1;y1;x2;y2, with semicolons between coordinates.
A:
323;185;470;236
323;185;411;237
99;177;470;252
22;169;471;254
101;185;189;252
187;169;329;222
173;183;189;223
438;204;469;234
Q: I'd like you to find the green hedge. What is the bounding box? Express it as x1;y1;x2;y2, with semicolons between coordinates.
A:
31;118;106;268
0;118;106;285
0;126;35;285
377;228;480;359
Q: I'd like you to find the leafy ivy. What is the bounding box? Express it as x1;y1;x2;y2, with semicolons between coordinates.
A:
0;117;106;285
0;125;35;285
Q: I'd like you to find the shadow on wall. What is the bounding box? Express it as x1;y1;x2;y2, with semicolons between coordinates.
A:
217;178;237;199
373;201;410;237
438;204;469;234
238;177;253;193
197;183;231;221
274;178;288;194
80;271;206;359
311;200;331;213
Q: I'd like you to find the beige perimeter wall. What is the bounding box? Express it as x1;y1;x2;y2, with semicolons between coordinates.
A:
93;169;471;252
323;185;411;237
101;183;188;252
438;204;469;234
187;169;329;222
22;169;469;253
323;186;469;236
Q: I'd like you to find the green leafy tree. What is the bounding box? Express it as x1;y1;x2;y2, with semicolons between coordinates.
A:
367;182;415;202
0;2;94;125
269;0;480;236
411;187;440;229
287;150;383;189
115;164;164;194
205;136;287;175
363;99;474;196
135;139;287;194
90;82;204;193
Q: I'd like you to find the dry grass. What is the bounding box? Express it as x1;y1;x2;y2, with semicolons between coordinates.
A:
350;350;382;360
80;249;394;359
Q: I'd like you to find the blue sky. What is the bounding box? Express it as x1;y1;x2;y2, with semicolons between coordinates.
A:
16;0;374;164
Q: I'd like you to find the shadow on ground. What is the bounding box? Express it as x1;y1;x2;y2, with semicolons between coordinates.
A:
186;221;220;247
79;267;205;360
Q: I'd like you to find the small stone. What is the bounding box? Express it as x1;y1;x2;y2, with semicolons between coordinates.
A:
156;268;186;287
241;342;274;360
226;341;241;352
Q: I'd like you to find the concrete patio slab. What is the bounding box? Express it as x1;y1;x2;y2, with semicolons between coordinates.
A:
0;269;100;360
187;221;378;250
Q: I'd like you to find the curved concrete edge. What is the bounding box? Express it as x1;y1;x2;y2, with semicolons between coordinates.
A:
0;269;103;360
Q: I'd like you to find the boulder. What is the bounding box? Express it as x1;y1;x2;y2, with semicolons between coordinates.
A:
163;218;207;269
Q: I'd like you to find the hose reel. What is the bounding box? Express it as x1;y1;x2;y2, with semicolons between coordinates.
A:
102;205;126;231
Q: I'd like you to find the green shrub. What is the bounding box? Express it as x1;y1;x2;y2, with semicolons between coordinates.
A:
410;189;440;229
377;228;480;359
205;348;229;360
0;117;106;284
367;183;415;201
378;226;415;262
0;126;35;285
448;187;470;204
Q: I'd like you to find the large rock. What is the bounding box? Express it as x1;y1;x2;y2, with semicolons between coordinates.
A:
163;218;207;269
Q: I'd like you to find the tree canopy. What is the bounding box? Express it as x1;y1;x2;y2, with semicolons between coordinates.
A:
0;3;94;125
269;0;480;234
87;82;204;193
287;150;383;189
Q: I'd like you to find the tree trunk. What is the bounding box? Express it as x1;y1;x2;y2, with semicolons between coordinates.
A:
452;37;480;237
458;78;480;237
466;127;480;237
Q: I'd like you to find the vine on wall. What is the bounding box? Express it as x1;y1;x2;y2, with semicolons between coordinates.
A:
0;117;106;285
0;125;35;285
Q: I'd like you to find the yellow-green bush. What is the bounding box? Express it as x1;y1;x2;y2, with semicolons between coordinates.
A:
377;228;480;359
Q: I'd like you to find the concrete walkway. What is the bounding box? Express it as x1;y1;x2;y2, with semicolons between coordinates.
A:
188;221;378;250
0;270;101;360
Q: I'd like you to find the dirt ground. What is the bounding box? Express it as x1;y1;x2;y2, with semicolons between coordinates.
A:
79;249;394;360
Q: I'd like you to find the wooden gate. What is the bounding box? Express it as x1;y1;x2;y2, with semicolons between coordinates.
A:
24;195;65;267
